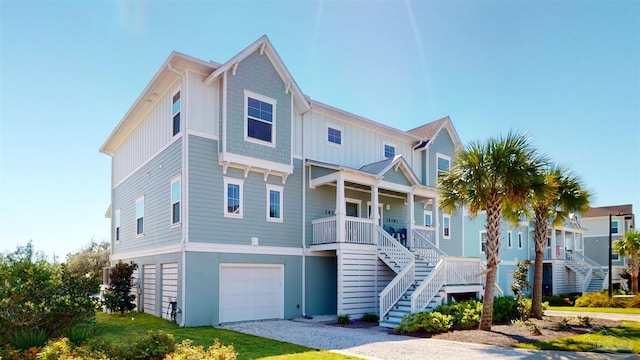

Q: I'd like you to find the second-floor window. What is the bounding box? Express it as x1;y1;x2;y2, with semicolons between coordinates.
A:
384;144;395;158
172;91;181;136
480;230;487;253
436;153;451;179
266;184;283;222
224;177;243;218
115;209;121;241
424;210;432;227
611;220;619;234
518;232;523;249
136;196;144;236
246;92;275;144
443;215;451;239
327;127;342;145
507;231;512;248
171;176;181;225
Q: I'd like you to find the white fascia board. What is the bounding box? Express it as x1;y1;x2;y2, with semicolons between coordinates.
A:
378;180;414;194
111;244;183;261
414;186;439;199
186;242;303;256
219;152;294;179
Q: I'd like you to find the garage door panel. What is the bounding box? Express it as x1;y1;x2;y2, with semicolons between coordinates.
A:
219;265;284;323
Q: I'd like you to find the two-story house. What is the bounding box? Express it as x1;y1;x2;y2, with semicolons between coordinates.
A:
101;35;496;328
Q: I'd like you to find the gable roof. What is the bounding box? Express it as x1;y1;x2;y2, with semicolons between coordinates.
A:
203;35;311;114
583;204;633;218
407;116;462;151
359;155;421;185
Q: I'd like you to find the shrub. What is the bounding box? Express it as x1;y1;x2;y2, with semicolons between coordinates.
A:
65;322;96;345
577;316;591;328
394;311;453;333
360;313;379;323
435;299;482;329
492;296;519;323
337;314;351;325
131;330;176;360
543;293;579;306
166;339;237;360
574;292;616;307
9;328;49;350
103;261;138;315
37;338;107;360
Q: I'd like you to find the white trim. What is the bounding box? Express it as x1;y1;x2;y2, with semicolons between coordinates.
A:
423;210;433;227
366;201;384;226
383;143;396;159
170;174;182;227
111;244;183;261
266;184;284;222
222;71;227;153
480;229;487;253
507;230;513;249
113;136;181;189
244;90;277;147
436;153;451;180
518;231;523;249
135;195;145;237
345;198;362;217
219;152;293;183
187;242;303;256
185;129;218;141
326;124;343;147
171;88;181;137
224;177;244;219
442;214;451;239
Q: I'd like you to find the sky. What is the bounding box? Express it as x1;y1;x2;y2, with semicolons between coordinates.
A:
1;1;638;259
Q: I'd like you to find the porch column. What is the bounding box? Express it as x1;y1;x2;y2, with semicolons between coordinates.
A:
371;183;379;224
406;190;415;248
336;176;346;242
434;197;440;248
551;229;557;260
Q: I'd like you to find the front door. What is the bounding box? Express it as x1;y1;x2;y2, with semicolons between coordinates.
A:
346;202;359;217
367;203;384;226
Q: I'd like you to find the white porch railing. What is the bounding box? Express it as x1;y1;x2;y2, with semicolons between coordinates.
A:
413;225;436;244
377;226;416;319
345;217;375;244
312;217;336;244
410;258;445;313
411;229;445;265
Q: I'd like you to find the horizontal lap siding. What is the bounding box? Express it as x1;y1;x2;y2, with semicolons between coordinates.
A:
161;263;178;320
143;265;157;315
112;140;182;255
337;249;378;316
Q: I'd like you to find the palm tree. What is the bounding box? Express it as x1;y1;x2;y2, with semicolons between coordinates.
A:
439;131;543;330
527;165;591;319
614;229;640;294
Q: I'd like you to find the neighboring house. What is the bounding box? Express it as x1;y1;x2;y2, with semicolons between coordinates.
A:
582;204;635;290
100;35;490;328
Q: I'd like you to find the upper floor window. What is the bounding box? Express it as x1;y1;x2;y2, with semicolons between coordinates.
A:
436;153;451;179
224;177;243;218
266;184;283;222
611;220;619;234
443;214;451;239
115;209;121;241
507;230;512;248
171;176;181;225
480;230;487;253
172;91;181;136
384;144;395;158
245;91;276;145
518;232;523;249
423;210;432;227
136;196;144;236
327;126;342;145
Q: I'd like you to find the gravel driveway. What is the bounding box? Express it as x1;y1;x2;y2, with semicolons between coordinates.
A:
222;319;630;360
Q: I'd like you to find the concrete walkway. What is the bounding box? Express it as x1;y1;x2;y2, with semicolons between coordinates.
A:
222;314;639;360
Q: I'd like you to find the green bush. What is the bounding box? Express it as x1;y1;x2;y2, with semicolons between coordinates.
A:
434;299;482;329
337;314;351;325
574;292;616;307
65;322;96;345
9;328;49;350
131;330;176;360
394;311;453;333
543;293;579;306
492;296;520;323
103;261;138;315
360;313;379;323
37;338;107;360
166;339;237;360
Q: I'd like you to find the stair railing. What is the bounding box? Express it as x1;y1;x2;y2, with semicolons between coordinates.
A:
410;257;445;313
411;229;446;265
376;226;416;320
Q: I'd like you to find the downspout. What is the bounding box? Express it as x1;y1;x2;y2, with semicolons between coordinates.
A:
167;62;187;327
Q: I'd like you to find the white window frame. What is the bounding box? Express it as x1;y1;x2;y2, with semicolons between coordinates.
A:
244;90;276;147
443;214;451;239
171;175;181;227
480;230;487;253
436;153;451;180
383;143;396;159
507;230;513;248
366;201;384;226
135;195;144;237
423;210;433;227
115;208;121;242
172;89;181;137
345;198;362;217
326;124;343;147
266;184;284;223
224;177;244;219
518;231;523;249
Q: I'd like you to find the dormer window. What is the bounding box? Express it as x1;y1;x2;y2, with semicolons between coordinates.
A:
172;91;181;136
245;91;276;145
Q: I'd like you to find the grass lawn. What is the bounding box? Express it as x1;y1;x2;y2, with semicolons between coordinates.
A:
546;306;640;315
95;313;360;360
515;321;640;353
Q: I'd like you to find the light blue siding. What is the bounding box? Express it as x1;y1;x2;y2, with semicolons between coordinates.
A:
427;129;455;187
305;256;337;315
112;139;183;255
225;50;291;165
381;167;412;186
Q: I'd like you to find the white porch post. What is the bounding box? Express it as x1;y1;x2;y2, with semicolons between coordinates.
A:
434;198;440;248
551;229;557;260
371;183;379;224
336;176;346;242
406;190;415;248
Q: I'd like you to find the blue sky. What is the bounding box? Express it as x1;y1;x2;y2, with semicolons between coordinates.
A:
1;1;638;258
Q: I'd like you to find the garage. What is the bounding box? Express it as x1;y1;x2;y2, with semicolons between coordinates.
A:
219;264;284;323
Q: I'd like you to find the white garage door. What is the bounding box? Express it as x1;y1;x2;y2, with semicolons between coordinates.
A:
219;264;284;323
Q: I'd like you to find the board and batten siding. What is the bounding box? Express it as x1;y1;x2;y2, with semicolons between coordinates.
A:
188;135;303;247
112;81;180;186
111;139;182;255
187;71;218;137
224;50;291;165
143;264;157;315
161;263;179;320
297;110;416;172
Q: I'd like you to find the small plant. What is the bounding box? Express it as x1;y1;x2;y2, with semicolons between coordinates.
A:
511;260;531;319
577;316;591;328
66;322;96;345
360;313;379;323
131;330;176;360
337;314;351;325
527;321;541;335
9;328;49;350
166;339;237;360
394;311;453;334
510;318;526;327
555;317;570;330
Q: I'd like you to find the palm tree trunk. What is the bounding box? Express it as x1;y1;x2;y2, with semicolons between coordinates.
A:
480;197;502;330
531;210;548;319
631;255;639;295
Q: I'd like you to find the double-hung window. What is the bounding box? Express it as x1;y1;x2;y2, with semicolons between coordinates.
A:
172;91;181;136
507;230;512;248
443;214;451;239
136;196;144;236
266;184;283;222
224;177;243;218
384;144;395;158
327;126;342;145
436;153;451;179
611;220;619;234
423;210;432;227
115;209;121;241
171;176;181;225
480;230;487;253
246;91;276;145
518;232;523;249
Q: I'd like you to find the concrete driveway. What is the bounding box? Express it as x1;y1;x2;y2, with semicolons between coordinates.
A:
222;317;636;360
